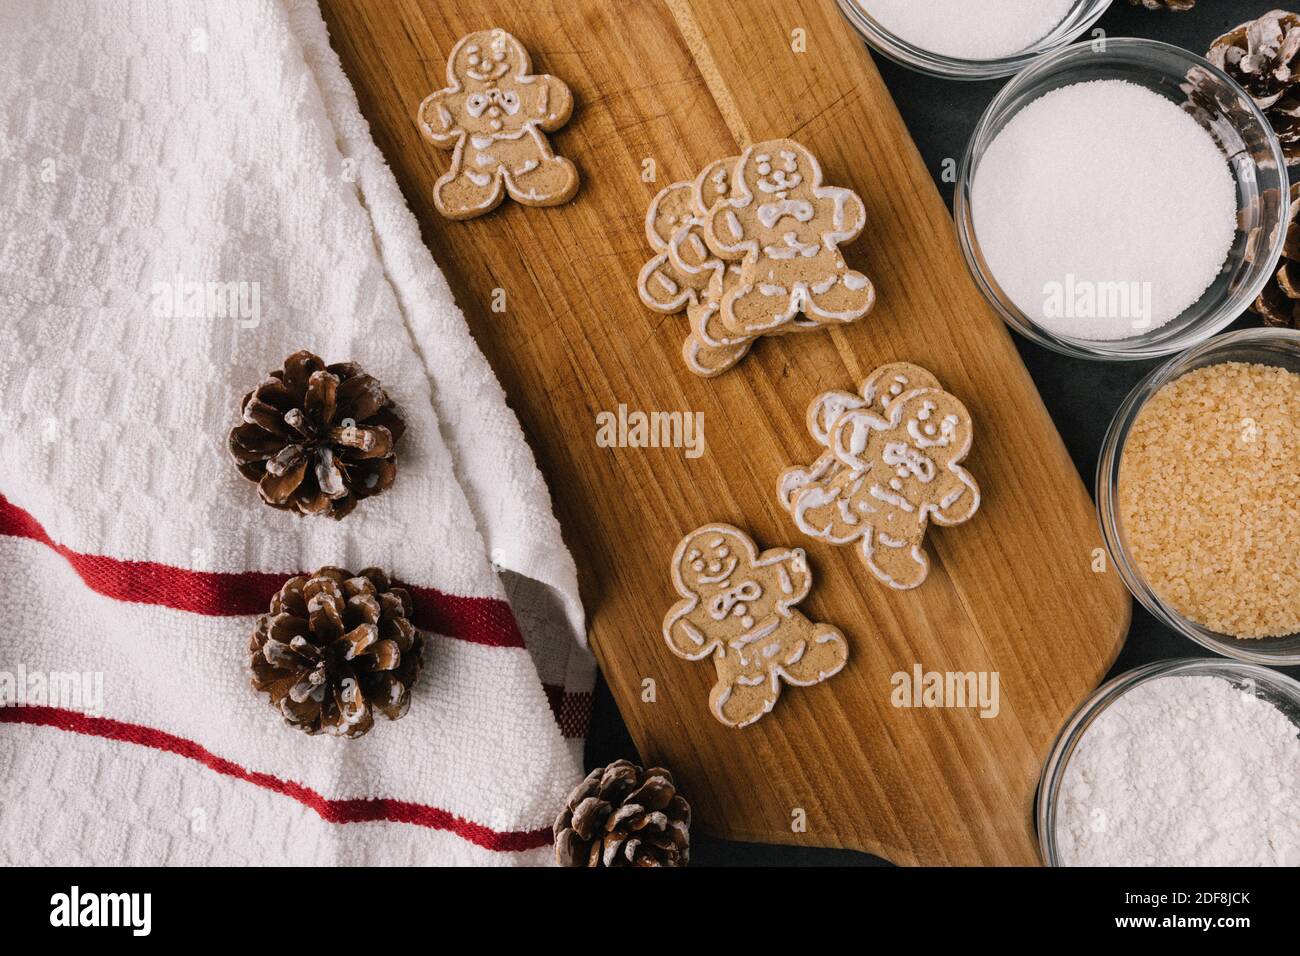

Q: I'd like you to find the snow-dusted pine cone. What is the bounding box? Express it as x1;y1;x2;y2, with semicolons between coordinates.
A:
229;350;405;520
1209;10;1300;166
554;760;691;867
1255;182;1300;329
250;566;423;738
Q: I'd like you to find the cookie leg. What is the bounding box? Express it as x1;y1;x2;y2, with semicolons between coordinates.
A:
682;332;751;378
863;529;930;590
434;168;504;220
806;270;876;323
778;622;849;687
505;153;579;207
708;670;780;729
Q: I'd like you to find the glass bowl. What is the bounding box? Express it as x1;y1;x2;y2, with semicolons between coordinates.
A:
834;0;1113;80
1037;658;1300;866
955;39;1288;361
1097;328;1300;664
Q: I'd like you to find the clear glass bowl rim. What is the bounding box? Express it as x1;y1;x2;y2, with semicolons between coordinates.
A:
1096;327;1300;664
1036;656;1300;866
954;37;1289;361
834;0;1113;80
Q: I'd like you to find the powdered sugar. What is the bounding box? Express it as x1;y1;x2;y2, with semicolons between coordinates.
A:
1058;675;1300;867
972;80;1237;340
859;0;1075;60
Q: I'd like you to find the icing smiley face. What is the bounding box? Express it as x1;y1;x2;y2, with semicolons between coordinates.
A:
741;145;820;246
455;29;523;84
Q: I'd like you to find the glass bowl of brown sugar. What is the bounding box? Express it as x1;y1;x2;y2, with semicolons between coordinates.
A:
1098;328;1300;665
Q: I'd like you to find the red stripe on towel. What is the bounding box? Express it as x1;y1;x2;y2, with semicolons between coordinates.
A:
0;706;553;852
0;494;591;737
0;494;524;646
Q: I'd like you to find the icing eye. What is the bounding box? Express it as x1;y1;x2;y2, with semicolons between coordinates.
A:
717;546;729;557
467;53;480;66
498;90;520;114
466;93;490;117
757;162;772;176
493;48;506;61
692;560;705;572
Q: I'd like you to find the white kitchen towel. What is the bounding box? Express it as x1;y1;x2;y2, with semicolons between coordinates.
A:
0;0;593;865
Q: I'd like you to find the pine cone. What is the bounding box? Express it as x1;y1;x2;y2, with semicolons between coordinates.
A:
250;566;423;738
1255;181;1300;329
1209;11;1300;166
554;760;691;867
1128;0;1194;10
228;351;405;520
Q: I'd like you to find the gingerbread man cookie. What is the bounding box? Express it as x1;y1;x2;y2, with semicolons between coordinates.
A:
417;29;578;220
663;524;848;728
637;151;847;378
704;139;876;336
782;365;980;590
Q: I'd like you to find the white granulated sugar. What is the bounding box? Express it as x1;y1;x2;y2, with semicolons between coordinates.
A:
972;80;1237;341
1058;675;1300;867
860;0;1075;60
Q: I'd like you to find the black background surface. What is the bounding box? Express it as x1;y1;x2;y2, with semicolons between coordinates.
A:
585;0;1300;866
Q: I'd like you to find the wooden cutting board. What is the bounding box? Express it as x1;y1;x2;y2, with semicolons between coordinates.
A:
321;0;1131;865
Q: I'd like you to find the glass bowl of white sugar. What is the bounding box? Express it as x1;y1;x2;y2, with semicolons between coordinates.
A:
835;0;1112;80
956;39;1288;360
1037;659;1300;866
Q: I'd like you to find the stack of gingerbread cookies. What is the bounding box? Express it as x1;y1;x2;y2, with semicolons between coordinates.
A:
637;139;876;377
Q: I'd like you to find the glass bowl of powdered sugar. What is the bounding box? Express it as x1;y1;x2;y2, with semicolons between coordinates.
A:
835;0;1112;80
956;39;1288;361
1037;659;1300;866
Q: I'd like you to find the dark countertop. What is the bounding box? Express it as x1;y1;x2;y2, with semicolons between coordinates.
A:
585;0;1299;866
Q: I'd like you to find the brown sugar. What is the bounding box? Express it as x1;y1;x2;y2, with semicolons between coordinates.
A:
1119;362;1300;639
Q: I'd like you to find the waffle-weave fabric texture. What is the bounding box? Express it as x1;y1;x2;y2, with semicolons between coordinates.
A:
0;0;593;865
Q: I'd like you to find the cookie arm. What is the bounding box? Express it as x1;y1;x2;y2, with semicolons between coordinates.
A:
663;601;718;660
771;549;813;607
705;200;754;261
417;89;461;148
530;74;574;132
820;185;867;244
930;467;981;527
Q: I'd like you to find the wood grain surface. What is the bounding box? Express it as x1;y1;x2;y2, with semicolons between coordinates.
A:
320;0;1131;865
